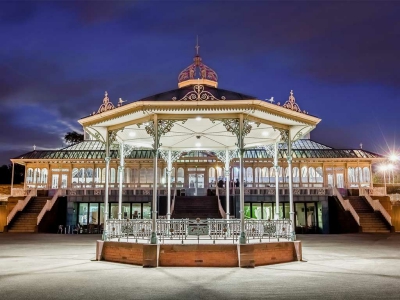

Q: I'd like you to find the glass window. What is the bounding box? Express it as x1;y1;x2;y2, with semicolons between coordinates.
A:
89;203;99;224
251;203;262;219
283;203;289;219
295;203;306;227
306;203;316;231
132;203;141;219
142;203;151;219
244;203;251;219
262;203;273;220
110;203;118;219
78;203;88;225
122;203;131;219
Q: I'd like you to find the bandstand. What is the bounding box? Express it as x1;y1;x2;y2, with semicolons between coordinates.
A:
79;46;319;251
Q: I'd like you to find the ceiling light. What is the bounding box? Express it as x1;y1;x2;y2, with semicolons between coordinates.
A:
196;116;202;121
262;131;269;136
195;143;201;147
129;132;136;137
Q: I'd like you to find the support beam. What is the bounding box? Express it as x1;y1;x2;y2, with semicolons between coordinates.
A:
103;134;111;241
151;115;158;244
167;150;172;220
225;148;230;219
239;114;246;244
274;142;280;220
287;130;296;241
118;142;124;220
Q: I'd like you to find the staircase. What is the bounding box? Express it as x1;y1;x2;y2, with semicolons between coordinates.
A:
7;197;49;233
348;196;390;233
172;196;221;219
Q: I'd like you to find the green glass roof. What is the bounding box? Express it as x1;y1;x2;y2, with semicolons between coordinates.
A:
13;139;382;161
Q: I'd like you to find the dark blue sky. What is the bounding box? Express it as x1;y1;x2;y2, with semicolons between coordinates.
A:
0;1;399;164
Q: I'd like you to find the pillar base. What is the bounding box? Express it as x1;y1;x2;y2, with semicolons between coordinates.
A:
290;232;296;241
150;232;158;244
239;232;246;244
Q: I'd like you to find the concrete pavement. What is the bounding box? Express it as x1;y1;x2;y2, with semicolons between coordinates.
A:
0;233;399;300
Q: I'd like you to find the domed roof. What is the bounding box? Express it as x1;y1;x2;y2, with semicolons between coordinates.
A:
177;40;218;88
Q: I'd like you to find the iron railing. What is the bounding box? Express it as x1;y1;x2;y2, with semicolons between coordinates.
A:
105;218;292;244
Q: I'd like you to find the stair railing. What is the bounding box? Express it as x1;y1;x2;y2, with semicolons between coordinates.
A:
216;187;226;219
171;186;177;216
7;189;37;225
37;189;61;225
362;192;392;226
333;187;360;226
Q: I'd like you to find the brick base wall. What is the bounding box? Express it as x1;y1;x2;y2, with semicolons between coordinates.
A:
102;241;143;265
159;244;238;267
98;240;302;268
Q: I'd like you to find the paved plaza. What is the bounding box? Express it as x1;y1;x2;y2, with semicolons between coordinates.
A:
0;233;399;300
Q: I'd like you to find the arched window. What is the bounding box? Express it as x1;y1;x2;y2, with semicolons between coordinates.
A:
146;168;153;183
133;169;139;184
86;168;93;184
355;167;363;183
233;167;239;181
27;168;34;183
254;167;261;185
124;168;132;183
246;167;253;183
34;168;40;184
293;167;300;183
40;168;48;184
269;167;275;183
301;167;308;182
216;167;223;179
309;167;316;183
110;168;116;183
101;168;106;183
363;167;370;183
259;167;267;183
283;167;288;183
316;167;323;183
78;168;85;183
348;167;355;183
72;168;79;184
94;168;101;183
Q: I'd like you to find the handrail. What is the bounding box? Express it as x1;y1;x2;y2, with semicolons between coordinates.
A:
37;189;61;225
333;187;360;226
7;189;36;225
216;187;226;219
171;186;177;216
363;193;392;226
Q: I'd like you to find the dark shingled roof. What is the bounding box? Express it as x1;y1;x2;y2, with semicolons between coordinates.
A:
138;84;256;101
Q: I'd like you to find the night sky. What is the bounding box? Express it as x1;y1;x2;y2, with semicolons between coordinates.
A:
1;1;399;164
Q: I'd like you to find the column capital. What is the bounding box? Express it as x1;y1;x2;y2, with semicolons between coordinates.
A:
118;165;124;172
105;156;111;163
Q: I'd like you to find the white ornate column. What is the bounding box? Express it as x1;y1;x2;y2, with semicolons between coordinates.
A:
274;142;280;220
160;150;183;220
118;141;124;220
151;116;158;244
284;129;295;240
214;149;237;219
103;131;113;241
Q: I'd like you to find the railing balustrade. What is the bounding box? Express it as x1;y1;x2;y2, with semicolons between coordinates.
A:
104;218;292;244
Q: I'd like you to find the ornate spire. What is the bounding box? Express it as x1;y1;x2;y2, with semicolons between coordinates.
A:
178;38;218;88
97;91;115;114
283;90;302;113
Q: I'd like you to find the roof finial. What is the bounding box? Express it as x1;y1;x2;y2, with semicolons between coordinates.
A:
33;145;36;151
195;35;200;55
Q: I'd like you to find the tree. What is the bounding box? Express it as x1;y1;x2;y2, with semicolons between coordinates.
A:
64;131;84;145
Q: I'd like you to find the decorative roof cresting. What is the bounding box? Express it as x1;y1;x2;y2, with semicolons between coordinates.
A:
96;91;115;114
172;84;225;101
178;37;218;88
282;90;308;114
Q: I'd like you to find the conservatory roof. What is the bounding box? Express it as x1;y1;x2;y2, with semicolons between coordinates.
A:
12;139;383;162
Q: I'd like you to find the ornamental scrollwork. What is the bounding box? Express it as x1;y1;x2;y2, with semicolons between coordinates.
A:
97;91;115;114
108;129;119;145
283;90;301;113
213;150;238;164
159;150;184;164
172;85;225;101
141;120;180;148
